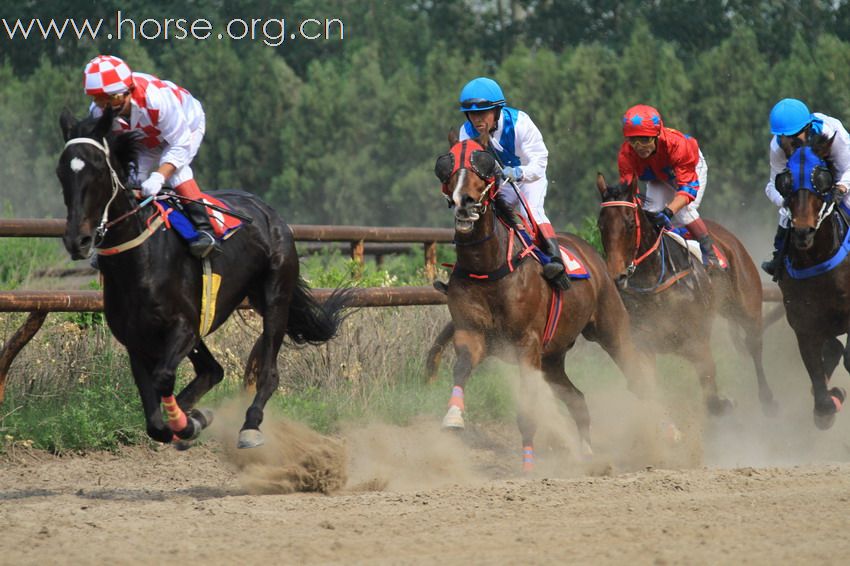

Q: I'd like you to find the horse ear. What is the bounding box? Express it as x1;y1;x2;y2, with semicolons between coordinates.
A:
447;128;459;146
59;109;76;142
92;105;114;139
596;172;607;196
812;132;836;160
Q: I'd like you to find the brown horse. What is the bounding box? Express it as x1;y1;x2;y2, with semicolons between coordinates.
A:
595;173;777;416
434;133;655;469
775;142;849;429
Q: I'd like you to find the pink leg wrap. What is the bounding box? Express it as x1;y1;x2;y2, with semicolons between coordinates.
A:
833;395;843;412
161;395;188;432
448;385;464;411
173;179;203;199
522;445;535;472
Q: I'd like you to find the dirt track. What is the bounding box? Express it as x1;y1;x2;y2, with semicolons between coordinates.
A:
2;414;850;565
4;318;850;565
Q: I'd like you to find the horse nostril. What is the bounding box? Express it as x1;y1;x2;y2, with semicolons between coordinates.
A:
79;235;92;249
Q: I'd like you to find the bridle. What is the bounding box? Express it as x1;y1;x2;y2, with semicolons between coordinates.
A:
63;137;129;243
600;194;664;277
62;136;159;255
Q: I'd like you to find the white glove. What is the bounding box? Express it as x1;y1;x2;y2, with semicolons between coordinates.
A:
140;172;165;197
501;166;523;183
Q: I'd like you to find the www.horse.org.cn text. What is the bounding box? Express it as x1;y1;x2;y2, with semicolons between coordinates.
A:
1;11;345;47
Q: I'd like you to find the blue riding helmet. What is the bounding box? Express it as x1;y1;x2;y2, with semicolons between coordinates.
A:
770;98;813;136
459;77;506;112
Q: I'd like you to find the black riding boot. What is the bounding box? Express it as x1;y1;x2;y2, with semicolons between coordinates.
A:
697;234;720;269
761;225;789;279
540;237;571;290
183;201;221;258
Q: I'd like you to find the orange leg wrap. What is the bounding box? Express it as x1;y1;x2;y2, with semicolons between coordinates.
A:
161;395;188;432
448;385;465;411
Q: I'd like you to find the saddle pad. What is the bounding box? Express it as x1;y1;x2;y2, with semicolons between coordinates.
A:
558;246;590;279
666;230;728;269
156;196;242;242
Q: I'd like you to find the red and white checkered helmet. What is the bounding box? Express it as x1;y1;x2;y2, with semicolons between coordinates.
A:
83;55;133;96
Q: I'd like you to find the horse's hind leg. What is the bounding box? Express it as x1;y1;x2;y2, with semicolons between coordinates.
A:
681;340;734;416
542;351;592;458
728;305;778;416
425;321;454;384
238;283;291;448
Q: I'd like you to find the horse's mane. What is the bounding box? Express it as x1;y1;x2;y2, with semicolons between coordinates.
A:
64;109;141;181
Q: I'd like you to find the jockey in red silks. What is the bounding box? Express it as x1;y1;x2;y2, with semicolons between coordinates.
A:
618;104;719;268
83;54;219;258
456;76;571;291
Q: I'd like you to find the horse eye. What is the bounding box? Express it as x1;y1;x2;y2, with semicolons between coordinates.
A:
434;154;454;183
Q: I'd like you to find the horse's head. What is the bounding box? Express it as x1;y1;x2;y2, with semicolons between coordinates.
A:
596;173;641;285
56;107;138;259
434;130;499;234
776;139;836;251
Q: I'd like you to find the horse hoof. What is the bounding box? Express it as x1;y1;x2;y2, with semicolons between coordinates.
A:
173;439;193;451
189;407;214;429
238;428;265;448
707;396;735;416
580;439;594;459
814;411;836;430
441;406;465;430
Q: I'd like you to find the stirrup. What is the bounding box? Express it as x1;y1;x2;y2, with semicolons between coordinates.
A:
433;280;449;295
543;262;571;290
760;258;777;276
189;231;220;259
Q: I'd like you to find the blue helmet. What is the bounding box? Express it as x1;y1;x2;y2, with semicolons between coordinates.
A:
459;77;505;112
769;98;813;136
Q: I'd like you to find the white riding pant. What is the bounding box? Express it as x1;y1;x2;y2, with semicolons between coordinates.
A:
642;150;707;227
498;176;551;226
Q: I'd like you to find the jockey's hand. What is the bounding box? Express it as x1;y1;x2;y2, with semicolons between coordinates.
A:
140;172;165;197
501;166;523;183
652;207;674;230
837;184;848;195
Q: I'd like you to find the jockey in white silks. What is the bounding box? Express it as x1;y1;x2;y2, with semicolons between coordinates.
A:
761;98;850;277
83;54;218;258
456;76;570;291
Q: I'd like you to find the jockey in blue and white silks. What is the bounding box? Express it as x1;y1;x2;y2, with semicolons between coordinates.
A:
456;76;570;291
762;98;850;276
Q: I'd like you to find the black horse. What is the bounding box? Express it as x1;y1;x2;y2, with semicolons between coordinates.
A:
775;139;849;429
57;108;349;448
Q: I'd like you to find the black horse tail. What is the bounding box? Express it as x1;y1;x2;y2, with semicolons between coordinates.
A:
287;279;354;344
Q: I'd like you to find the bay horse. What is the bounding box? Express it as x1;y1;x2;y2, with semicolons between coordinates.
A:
56;108;350;448
435;131;656;469
596;174;777;416
774;139;849;429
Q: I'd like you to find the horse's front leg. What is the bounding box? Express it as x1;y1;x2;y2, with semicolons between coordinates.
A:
797;332;846;429
129;353;173;444
150;323;207;441
681;338;734;416
441;328;486;430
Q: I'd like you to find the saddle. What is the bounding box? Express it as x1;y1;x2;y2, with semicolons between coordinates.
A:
667;228;729;270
